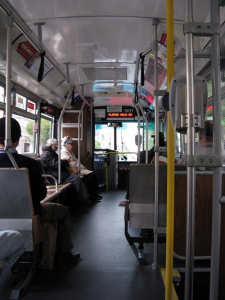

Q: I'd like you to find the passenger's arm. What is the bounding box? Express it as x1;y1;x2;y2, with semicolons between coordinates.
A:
42;152;69;170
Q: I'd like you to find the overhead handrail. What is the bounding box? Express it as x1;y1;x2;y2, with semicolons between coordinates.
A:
34;22;46;82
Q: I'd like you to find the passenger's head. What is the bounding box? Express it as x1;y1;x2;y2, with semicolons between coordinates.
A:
151;131;166;147
62;136;74;151
46;138;58;151
0;117;21;147
199;121;213;143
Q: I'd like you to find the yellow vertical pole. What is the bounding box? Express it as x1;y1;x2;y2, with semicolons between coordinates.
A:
165;0;175;299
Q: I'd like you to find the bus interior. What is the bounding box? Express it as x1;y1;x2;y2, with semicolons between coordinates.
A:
0;0;225;299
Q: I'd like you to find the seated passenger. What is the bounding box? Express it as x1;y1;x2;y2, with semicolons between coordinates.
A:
61;136;102;201
119;132;167;206
41;138;90;203
177;120;213;165
0;117;80;266
0;230;25;286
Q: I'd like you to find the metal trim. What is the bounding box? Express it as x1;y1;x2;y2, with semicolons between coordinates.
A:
183;22;220;36
186;154;223;167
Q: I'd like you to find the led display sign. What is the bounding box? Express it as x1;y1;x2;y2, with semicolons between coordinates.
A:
107;112;134;118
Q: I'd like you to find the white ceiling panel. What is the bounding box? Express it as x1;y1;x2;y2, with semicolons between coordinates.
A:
8;0;210;22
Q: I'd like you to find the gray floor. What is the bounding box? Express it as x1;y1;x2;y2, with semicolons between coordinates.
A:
0;190;166;300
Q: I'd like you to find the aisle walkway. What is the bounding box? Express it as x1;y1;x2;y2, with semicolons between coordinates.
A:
0;190;166;300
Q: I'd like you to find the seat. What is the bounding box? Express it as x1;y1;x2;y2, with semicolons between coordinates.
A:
124;164;167;265
0;167;47;299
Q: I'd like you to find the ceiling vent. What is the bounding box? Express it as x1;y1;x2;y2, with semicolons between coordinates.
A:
81;67;127;81
94;90;128;98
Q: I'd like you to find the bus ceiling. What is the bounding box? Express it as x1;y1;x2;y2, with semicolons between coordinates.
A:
0;0;223;110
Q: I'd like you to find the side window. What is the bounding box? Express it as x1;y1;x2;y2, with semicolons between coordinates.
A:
12;114;35;154
0;110;4;118
39;117;52;154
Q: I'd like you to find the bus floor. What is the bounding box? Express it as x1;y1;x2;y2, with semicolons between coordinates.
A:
0;190;210;300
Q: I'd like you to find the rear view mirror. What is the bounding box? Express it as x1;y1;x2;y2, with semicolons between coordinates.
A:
107;122;122;127
135;135;142;146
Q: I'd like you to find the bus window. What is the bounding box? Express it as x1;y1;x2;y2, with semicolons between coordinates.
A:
142;122;155;151
95;124;114;150
0;86;4;103
12;114;35;154
0;110;4;118
39;117;52;154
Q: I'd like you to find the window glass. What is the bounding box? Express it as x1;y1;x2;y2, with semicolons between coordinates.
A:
0;86;4;103
14;93;26;110
12;114;35;154
142;121;155;151
95;124;114;150
0;110;4;118
27;100;36;114
39;117;52;154
207;79;212;98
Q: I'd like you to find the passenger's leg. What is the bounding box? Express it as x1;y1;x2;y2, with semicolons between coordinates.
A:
83;172;102;199
63;174;89;203
40;203;80;266
40;203;73;254
0;230;25;286
119;173;129;205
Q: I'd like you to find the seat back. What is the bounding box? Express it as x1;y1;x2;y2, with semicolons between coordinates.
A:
129;164;167;229
0;168;34;251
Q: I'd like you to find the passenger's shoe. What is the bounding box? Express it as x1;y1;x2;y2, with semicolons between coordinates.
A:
55;252;80;267
94;193;103;199
118;199;128;206
90;194;102;201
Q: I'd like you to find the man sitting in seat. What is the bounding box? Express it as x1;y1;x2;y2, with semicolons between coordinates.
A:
41;138;90;204
0;230;25;286
61;136;102;201
0;117;80;266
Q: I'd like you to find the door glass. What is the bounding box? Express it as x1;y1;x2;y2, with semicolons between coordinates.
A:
116;123;139;161
95;124;114;150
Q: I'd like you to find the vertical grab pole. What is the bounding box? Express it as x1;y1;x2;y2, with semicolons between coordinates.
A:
152;18;159;270
78;86;86;175
210;0;221;299
58;87;74;184
133;103;141;163
5;15;13;151
184;0;196;299
165;0;175;299
36;101;41;157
